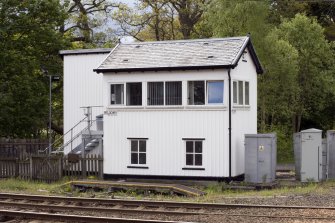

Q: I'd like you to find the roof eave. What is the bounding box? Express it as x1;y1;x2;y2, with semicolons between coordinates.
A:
231;36;264;74
94;65;234;74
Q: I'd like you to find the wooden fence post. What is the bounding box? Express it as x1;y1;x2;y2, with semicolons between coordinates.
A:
15;158;19;177
58;156;63;180
82;154;86;178
29;156;33;180
98;155;103;179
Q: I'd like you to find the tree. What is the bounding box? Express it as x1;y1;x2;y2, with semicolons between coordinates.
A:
206;0;271;51
169;0;207;39
258;33;300;132
269;0;335;41
0;0;68;138
113;0;180;41
275;14;334;132
113;0;206;41
62;0;120;46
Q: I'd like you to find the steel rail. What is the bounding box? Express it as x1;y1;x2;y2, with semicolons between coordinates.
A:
1;193;335;222
0;200;201;216
226;213;335;220
1;192;335;211
0;209;193;223
0;199;334;220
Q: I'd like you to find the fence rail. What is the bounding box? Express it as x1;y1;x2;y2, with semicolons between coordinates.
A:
0;154;103;182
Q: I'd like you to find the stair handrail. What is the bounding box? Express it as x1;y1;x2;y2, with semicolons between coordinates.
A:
53;120;97;154
40;116;88;154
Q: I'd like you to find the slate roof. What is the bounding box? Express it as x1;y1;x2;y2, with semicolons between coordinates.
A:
94;36;263;74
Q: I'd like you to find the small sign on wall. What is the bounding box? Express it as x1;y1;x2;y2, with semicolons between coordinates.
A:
104;110;117;116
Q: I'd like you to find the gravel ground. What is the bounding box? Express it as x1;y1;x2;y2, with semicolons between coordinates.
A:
216;194;335;207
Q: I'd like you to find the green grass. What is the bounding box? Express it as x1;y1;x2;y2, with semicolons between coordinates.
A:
0;178;65;195
1;178;335;203
192;181;334;203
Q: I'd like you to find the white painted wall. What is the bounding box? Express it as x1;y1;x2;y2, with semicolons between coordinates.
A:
102;58;258;178
63;53;108;153
230;49;258;176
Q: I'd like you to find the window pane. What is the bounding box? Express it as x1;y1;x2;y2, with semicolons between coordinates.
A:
245;82;249;105
148;82;164;105
238;81;243;105
188;81;205;105
208;81;224;104
195;141;202;153
131;153;138;164
195;154;202;166
127;82;142;105
131;141;138;152
166;81;182;105
139;153;146;164
139;141;146;152
186;154;194;165
111;84;124;105
186;141;193;153
233;81;237;104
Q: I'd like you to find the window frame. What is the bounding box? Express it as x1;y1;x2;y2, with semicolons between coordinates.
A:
187;80;225;106
128;138;148;167
126;82;143;106
147;81;183;107
109;82;144;107
110;83;125;106
183;139;204;168
232;80;250;107
206;80;224;105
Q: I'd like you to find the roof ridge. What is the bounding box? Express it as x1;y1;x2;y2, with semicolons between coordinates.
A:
121;36;247;45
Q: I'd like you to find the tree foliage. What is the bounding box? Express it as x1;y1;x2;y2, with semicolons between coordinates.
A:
0;0;68;138
113;0;207;41
274;14;334;132
62;0;120;47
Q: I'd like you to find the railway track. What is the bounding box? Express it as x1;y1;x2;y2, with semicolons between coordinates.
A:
0;193;334;222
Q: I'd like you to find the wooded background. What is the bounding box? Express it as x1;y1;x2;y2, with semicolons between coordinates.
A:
1;0;335;162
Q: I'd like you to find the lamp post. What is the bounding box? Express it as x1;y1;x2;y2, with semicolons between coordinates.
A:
42;67;60;154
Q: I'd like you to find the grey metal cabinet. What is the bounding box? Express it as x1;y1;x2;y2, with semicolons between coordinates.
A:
322;139;327;181
327;130;335;179
294;128;322;182
245;134;277;183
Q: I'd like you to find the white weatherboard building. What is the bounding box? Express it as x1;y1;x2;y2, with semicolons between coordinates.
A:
60;49;110;154
61;36;263;180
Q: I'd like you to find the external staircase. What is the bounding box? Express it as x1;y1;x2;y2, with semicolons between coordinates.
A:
40;107;103;156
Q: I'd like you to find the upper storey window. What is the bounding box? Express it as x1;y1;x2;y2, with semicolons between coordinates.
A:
233;80;249;106
207;81;224;104
188;81;224;105
147;81;182;106
127;82;142;106
110;84;124;105
188;81;205;105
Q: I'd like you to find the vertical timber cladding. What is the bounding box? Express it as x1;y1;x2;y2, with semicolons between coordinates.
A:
327;130;335;179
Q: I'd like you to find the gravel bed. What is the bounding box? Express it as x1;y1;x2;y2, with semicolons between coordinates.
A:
216;194;335;207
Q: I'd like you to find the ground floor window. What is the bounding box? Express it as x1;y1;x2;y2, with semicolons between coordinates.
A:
130;139;147;165
185;140;203;166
